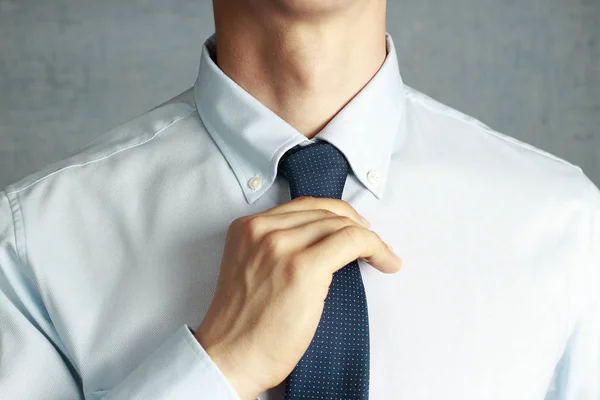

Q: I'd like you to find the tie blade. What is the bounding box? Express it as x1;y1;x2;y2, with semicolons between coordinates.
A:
277;141;370;399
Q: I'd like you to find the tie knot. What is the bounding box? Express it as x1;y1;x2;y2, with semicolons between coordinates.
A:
278;141;350;200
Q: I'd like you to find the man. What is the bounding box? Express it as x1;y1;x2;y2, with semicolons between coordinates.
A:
0;0;598;399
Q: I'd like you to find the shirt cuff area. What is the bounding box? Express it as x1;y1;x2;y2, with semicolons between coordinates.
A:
105;325;240;399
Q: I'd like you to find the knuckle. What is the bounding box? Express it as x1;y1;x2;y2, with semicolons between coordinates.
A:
230;216;246;229
339;199;356;211
369;229;382;242
319;209;336;218
285;254;306;282
261;231;284;255
227;216;246;237
243;216;265;241
366;230;385;250
334;215;353;227
332;201;357;219
340;225;363;246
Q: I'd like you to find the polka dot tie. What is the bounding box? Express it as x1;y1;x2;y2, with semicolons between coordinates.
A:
278;140;370;400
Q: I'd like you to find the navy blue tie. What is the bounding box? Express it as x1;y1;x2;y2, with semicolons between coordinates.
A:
278;140;370;400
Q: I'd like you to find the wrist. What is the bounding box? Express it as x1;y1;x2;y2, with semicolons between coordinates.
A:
194;331;265;400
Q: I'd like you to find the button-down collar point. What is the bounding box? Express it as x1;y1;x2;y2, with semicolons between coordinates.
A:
367;169;381;184
248;176;262;191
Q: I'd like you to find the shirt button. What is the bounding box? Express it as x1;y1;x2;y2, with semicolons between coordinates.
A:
367;169;380;183
248;176;262;191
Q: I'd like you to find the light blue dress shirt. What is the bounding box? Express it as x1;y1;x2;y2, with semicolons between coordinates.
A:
0;32;598;400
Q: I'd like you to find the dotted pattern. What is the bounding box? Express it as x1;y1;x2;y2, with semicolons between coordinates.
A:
278;141;370;400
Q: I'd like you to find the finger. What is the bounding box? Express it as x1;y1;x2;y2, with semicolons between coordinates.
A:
266;215;366;255
257;209;370;234
302;225;402;275
240;211;368;245
260;196;370;228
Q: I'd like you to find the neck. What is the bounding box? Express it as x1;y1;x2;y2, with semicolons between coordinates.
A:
212;0;387;139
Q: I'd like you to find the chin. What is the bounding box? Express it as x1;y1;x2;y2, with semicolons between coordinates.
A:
269;0;358;15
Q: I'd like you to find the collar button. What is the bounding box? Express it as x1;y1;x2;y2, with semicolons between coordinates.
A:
367;169;380;184
248;176;263;191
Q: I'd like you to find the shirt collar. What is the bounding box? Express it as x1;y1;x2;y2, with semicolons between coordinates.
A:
194;32;406;204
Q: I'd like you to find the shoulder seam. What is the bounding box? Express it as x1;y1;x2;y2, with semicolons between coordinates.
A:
6;109;197;196
3;190;28;267
405;88;582;172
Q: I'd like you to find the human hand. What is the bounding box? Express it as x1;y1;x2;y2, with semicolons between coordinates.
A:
195;196;402;399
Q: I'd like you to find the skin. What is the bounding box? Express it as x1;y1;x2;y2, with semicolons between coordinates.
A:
210;0;388;138
196;198;402;399
196;1;399;399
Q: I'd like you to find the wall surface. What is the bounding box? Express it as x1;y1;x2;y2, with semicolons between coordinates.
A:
0;0;598;187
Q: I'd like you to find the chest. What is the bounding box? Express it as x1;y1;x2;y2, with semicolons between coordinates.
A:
36;175;568;398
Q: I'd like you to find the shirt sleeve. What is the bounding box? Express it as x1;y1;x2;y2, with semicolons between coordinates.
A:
545;174;600;400
99;325;241;399
0;191;240;400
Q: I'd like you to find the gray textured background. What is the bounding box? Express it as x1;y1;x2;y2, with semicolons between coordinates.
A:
0;0;598;188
